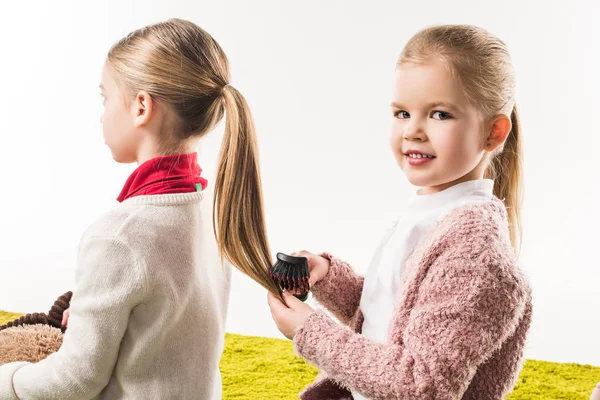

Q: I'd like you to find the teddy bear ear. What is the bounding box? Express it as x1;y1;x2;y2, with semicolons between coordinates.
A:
47;291;73;329
0;325;64;365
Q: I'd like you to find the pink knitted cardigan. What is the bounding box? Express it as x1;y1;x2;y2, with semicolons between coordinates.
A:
293;198;532;400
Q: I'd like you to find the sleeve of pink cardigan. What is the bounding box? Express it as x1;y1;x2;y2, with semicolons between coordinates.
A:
309;252;364;325
293;248;530;400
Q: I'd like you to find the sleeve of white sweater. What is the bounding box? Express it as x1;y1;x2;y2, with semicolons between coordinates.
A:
0;236;147;400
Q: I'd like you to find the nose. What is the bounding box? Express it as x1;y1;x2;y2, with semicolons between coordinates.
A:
402;120;427;142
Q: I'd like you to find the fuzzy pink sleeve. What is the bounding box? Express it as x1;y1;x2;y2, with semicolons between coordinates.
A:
294;247;530;399
309;253;364;325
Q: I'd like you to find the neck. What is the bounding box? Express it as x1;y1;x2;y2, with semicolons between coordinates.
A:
117;151;207;202
418;160;487;195
135;137;198;165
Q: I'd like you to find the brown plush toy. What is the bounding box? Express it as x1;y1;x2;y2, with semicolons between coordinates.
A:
0;291;72;365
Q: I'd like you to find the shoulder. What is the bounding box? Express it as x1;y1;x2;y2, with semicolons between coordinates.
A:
78;203;169;262
81;200;201;241
413;197;531;312
80;203;143;238
76;203;152;256
421;197;525;284
427;197;531;294
434;197;512;253
75;205;154;296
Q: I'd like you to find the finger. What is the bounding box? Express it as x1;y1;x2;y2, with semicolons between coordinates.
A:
267;292;277;315
291;250;309;257
268;291;288;314
267;291;276;306
282;290;303;310
267;293;276;315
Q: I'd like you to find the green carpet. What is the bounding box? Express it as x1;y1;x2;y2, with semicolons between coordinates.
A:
2;311;598;399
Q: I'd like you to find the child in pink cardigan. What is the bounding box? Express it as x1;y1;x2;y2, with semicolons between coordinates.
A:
268;24;532;400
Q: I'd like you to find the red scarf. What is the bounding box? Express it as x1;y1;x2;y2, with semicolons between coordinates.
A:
117;153;208;202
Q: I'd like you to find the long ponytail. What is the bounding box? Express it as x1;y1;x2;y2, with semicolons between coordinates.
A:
216;86;284;303
107;19;284;301
487;104;523;254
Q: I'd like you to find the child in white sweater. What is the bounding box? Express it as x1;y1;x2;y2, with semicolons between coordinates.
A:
0;18;282;399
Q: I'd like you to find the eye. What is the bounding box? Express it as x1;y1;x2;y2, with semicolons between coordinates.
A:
394;110;410;119
432;111;452;120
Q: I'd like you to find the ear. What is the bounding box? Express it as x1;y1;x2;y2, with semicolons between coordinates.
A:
131;90;154;128
485;114;511;152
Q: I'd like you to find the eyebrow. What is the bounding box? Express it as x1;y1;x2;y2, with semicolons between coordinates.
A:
391;101;460;112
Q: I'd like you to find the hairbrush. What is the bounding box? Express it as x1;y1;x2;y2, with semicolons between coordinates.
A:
270;252;310;302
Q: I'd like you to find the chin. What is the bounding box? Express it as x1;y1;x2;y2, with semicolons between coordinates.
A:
107;146;135;164
407;178;432;189
108;149;126;164
404;172;432;187
405;173;449;191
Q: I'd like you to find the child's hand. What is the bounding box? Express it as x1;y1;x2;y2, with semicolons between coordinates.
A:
61;308;70;327
290;250;330;288
267;290;315;340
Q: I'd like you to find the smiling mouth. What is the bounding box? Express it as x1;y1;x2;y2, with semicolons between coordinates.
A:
405;153;436;159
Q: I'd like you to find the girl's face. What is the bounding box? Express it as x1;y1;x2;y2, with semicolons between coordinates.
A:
390;58;488;194
99;64;141;163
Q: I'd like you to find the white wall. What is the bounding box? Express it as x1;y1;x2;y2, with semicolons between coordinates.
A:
0;0;598;365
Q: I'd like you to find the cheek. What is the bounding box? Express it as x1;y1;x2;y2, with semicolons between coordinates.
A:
389;120;405;150
436;127;482;169
389;121;406;166
101;105;123;151
101;109;110;137
102;104;125;140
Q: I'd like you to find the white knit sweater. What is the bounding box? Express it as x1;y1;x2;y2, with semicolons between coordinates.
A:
0;192;231;399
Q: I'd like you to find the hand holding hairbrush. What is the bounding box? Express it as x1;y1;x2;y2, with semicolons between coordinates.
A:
270;252;310;301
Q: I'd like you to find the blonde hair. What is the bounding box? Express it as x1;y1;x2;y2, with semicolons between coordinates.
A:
107;19;283;302
398;25;523;254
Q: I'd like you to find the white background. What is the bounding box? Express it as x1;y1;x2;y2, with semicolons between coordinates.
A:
0;0;598;365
